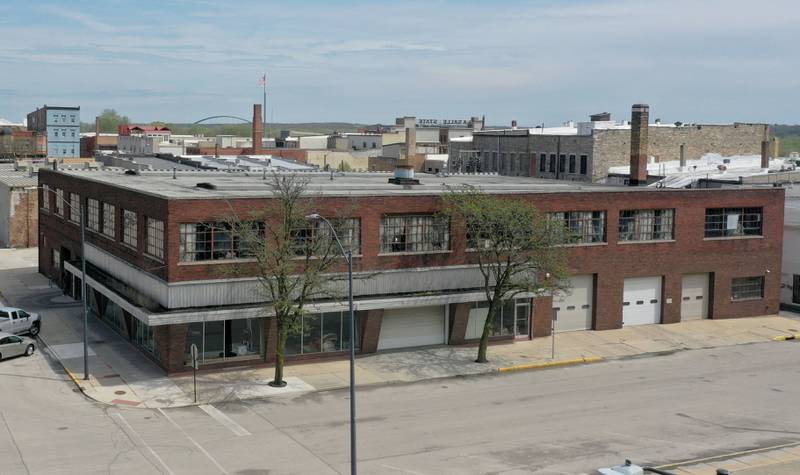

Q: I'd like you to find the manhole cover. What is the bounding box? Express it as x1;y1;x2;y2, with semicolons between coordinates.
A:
114;390;126;395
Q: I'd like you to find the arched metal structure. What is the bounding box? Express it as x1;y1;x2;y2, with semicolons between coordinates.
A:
192;115;252;125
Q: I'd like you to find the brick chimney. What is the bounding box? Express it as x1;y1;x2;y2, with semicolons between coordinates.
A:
761;140;769;170
629;103;649;186
679;143;686;171
252;104;263;154
404;116;418;169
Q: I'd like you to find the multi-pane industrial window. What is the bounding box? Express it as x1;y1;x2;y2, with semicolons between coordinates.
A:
558;154;566;173
731;276;764;301
147;218;164;259
69;193;80;224
179;222;263;262
539;153;546;173
619;209;674;242
87;199;100;231
704;207;762;238
102;203;115;238
380;215;449;253
123;210;137;248
549;211;607;244
41;185;50;211
569;154;576;174
292;218;361;256
580;155;588;175
55;189;64;216
549;154;556;173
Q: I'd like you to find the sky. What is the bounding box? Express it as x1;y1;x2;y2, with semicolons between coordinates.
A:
1;0;798;126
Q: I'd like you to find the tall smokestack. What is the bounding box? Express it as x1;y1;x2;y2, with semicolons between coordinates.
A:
252;104;263;154
94;116;100;153
404;116;417;167
761;140;769;170
679;143;686;171
629;103;649;186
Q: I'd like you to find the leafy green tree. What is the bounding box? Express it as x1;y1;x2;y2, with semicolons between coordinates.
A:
227;174;356;386
96;109;130;133
443;185;570;363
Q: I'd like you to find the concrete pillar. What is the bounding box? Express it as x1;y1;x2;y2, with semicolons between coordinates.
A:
448;303;470;345
252;104;263;154
629;104;649;186
761;140;770;170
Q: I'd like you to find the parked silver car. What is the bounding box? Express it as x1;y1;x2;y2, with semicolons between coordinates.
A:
0;307;41;336
0;331;35;360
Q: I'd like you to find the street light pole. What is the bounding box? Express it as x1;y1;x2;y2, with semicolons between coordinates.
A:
305;213;356;475
28;186;90;380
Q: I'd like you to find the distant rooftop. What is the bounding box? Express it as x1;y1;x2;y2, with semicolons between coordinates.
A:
42;168;774;201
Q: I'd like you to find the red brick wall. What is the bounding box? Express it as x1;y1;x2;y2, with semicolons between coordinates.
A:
38;168;784;329
9;188;38;248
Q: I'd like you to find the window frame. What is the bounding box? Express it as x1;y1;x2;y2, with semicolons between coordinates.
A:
731;276;764;301
102;202;115;238
122;209;138;248
704;207;763;238
87;198;100;232
549;210;607;245
618;209;675;242
379;214;450;254
146;217;165;260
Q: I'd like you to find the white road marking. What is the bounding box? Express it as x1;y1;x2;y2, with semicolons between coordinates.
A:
157;408;230;475
380;464;427;474
199;404;251;437
112;412;175;475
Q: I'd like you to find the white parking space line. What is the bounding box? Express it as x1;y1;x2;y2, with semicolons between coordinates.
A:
157;408;230;475
198;404;252;437
112;412;176;475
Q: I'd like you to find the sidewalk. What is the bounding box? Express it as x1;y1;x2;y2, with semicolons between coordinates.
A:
3;248;800;410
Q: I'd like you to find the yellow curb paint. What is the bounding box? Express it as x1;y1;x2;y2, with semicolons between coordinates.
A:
772;333;800;341
64;368;82;387
497;356;603;373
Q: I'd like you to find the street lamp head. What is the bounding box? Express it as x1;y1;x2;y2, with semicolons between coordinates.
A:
305;213;321;220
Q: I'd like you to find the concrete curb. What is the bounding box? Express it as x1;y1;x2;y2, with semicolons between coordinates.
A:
772;333;800;341
37;333;108;406
496;356;604;373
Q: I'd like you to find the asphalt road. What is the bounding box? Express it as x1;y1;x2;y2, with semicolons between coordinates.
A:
0;338;798;475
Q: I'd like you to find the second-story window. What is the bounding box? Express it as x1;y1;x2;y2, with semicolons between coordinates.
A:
292;218;361;256
619;209;674;242
147;218;164;260
55;189;64;216
102;203;115;238
87;199;100;231
179;222;258;262
380;215;449;253
69;193;80;224
549;211;607;244
123;210;137;248
539;153;546;173
705;207;762;238
41;185;50;211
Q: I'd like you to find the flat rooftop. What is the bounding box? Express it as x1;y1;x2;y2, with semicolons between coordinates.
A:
44;168;775;200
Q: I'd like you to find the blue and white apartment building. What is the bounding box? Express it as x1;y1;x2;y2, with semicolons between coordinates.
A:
27;105;80;159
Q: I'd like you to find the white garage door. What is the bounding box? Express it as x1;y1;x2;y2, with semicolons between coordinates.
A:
553;275;593;332
378;305;445;350
681;273;709;321
623;276;662;326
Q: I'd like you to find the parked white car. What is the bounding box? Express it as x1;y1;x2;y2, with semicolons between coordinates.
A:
0;307;41;337
0;331;36;360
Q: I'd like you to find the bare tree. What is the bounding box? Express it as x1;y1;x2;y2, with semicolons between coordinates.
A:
443;185;570;363
226;173;355;386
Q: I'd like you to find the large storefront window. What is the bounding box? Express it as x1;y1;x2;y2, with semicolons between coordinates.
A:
184;318;265;366
285;311;360;356
466;298;531;339
87;285;158;358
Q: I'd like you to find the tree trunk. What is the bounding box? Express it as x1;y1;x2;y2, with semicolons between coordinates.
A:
270;319;288;387
476;301;497;363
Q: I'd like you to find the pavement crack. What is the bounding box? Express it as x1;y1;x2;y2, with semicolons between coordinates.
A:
675;412;800;436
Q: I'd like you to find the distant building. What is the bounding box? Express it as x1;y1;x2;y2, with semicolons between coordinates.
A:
0;168;37;248
117;125;182;155
27;105;81;159
462;105;769;182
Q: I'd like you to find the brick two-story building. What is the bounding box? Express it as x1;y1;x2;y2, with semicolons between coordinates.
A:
37;169;783;373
